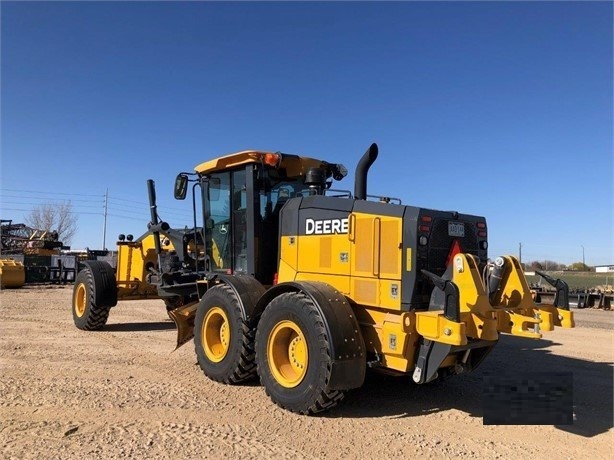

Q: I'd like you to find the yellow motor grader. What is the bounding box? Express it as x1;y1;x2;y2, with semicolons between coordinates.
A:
71;144;574;414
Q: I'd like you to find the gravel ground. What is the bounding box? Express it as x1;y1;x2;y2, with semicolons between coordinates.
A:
1;285;612;459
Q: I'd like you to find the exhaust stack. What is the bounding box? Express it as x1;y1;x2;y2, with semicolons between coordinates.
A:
354;143;378;200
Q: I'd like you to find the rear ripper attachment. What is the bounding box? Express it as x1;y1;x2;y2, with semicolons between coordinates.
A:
411;254;574;384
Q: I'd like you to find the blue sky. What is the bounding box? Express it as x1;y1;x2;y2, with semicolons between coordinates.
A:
1;1;612;265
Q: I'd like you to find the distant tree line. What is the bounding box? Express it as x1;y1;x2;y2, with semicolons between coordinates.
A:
25;201;78;246
524;260;592;272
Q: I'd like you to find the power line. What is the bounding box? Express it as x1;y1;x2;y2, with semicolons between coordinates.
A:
107;196;151;206
1;194;103;203
0;188;190;215
107;197;193;214
102;188;108;250
2;201;103;209
108;200;190;212
107;213;154;222
0;188;103;198
1;207;102;215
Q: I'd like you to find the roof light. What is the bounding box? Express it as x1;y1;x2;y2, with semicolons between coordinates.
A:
263;153;281;167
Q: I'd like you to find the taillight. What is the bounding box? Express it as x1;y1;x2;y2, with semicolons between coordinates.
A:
273;272;279;285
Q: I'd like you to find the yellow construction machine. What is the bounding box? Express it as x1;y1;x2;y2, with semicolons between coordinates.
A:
0;258;26;288
71;144;574;414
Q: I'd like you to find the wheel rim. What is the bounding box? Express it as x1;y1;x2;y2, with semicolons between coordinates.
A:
75;283;87;317
267;320;308;388
202;307;230;362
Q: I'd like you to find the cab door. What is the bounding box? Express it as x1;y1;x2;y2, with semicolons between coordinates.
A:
204;169;248;274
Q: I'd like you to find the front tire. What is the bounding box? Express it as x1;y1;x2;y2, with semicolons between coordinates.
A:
255;291;344;414
194;284;257;384
72;263;116;330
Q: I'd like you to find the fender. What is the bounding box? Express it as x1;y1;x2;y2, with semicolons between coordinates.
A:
255;281;366;390
81;260;118;308
214;273;266;321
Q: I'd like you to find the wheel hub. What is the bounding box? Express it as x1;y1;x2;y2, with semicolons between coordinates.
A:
74;283;87;318
268;320;308;388
202;307;230;363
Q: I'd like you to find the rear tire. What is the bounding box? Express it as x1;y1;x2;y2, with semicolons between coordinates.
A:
72;264;115;330
194;284;257;384
255;291;344;415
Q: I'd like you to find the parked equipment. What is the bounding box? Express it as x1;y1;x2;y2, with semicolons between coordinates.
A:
71;144;575;414
0;258;26;289
0;219;76;285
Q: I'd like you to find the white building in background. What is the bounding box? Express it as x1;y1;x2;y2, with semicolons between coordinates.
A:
595;265;614;273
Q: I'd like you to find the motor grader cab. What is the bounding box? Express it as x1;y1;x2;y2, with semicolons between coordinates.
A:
72;144;574;414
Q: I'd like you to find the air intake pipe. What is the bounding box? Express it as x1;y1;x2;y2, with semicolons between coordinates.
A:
354;143;378;200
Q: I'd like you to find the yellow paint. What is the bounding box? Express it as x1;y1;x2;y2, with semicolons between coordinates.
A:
532;304;574;329
279;236;298;273
116;234;166;299
0;259;25;289
168;301;199;349
348;212;402;310
74;282;87;317
415;311;467;346
491;256;536;311
446;254;575;341
378;218;402;278
297;233;350;277
378;279;402;310
355;307;417;372
495;310;541;339
194;150;326;177
353;278;377;304
451;254;498;341
202;306;230;363
277;258;298;284
267;320;308;388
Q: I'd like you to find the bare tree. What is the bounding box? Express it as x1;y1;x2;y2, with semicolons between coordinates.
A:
25;201;78;245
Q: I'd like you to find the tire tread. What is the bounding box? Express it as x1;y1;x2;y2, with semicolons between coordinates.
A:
195;284;257;384
257;291;345;415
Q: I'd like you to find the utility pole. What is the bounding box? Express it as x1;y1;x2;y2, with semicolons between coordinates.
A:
102;188;108;250
581;245;585;268
519;242;522;263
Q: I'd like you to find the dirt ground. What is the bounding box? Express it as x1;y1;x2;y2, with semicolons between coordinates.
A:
1;286;612;459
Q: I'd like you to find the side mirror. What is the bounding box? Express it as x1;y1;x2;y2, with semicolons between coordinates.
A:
174;174;188;200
